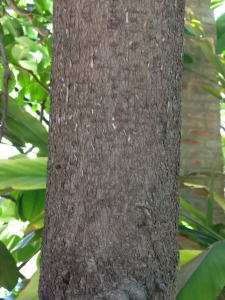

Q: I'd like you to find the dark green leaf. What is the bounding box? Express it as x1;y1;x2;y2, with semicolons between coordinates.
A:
21;189;46;221
0;241;19;291
178;225;218;245
183;53;193;64
0;96;48;155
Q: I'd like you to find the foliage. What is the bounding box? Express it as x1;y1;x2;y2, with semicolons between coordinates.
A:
0;0;224;299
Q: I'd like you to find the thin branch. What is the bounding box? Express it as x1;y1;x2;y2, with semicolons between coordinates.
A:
0;194;16;203
40;98;47;123
0;36;11;144
6;0;49;40
12;63;50;94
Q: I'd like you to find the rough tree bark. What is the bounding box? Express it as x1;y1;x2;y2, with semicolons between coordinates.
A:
39;0;185;299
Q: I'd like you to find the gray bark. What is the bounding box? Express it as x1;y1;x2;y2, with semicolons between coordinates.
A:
39;0;185;299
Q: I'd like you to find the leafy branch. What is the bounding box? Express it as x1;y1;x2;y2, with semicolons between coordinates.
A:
6;0;49;42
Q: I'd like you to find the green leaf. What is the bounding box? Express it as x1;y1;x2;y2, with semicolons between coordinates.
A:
180;197;206;225
21;189;46;221
184;24;195;37
183;53;193;64
0;96;48;155
0;241;19;291
30;82;48;102
178;225;218;246
17;240;41;262
179;250;202;268
177;241;225;300
11;232;35;253
25;211;44;235
210;0;225;9
16;269;39;300
4;18;23;38
0;196;16;222
0;158;47;191
201;83;222;99
215;32;225;54
194;39;225;79
19;59;37;73
179;212;223;241
11;44;30;61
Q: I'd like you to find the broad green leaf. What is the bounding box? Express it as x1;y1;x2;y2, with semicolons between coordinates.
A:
0;158;47;191
21;189;46;221
215;32;225;54
15;36;36;48
25;211;44;234
4;18;23;38
19;59;37;73
177;241;225;300
215;12;225;42
17;240;41;262
179;250;202;268
0;196;16;222
16;269;39;300
30;82;48;102
11;44;30;61
0;241;19;291
0;96;48;155
201;83;222;99
15;194;27;222
17;70;31;91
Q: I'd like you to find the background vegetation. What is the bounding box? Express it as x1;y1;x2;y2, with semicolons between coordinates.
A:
0;0;225;299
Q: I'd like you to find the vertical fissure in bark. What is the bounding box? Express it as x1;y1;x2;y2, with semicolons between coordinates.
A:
39;0;185;299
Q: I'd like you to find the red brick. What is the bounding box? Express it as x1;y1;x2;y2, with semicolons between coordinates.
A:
182;159;203;167
190;150;212;156
182;120;204;128
193;189;208;197
188;112;217;119
181;139;202;146
189;130;218;137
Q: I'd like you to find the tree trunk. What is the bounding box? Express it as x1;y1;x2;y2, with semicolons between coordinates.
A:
39;1;185;299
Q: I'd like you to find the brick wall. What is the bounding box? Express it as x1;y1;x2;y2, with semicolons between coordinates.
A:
180;0;224;223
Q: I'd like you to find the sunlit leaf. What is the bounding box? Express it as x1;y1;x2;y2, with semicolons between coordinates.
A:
177;241;225;300
16;269;39;300
0;158;47;191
